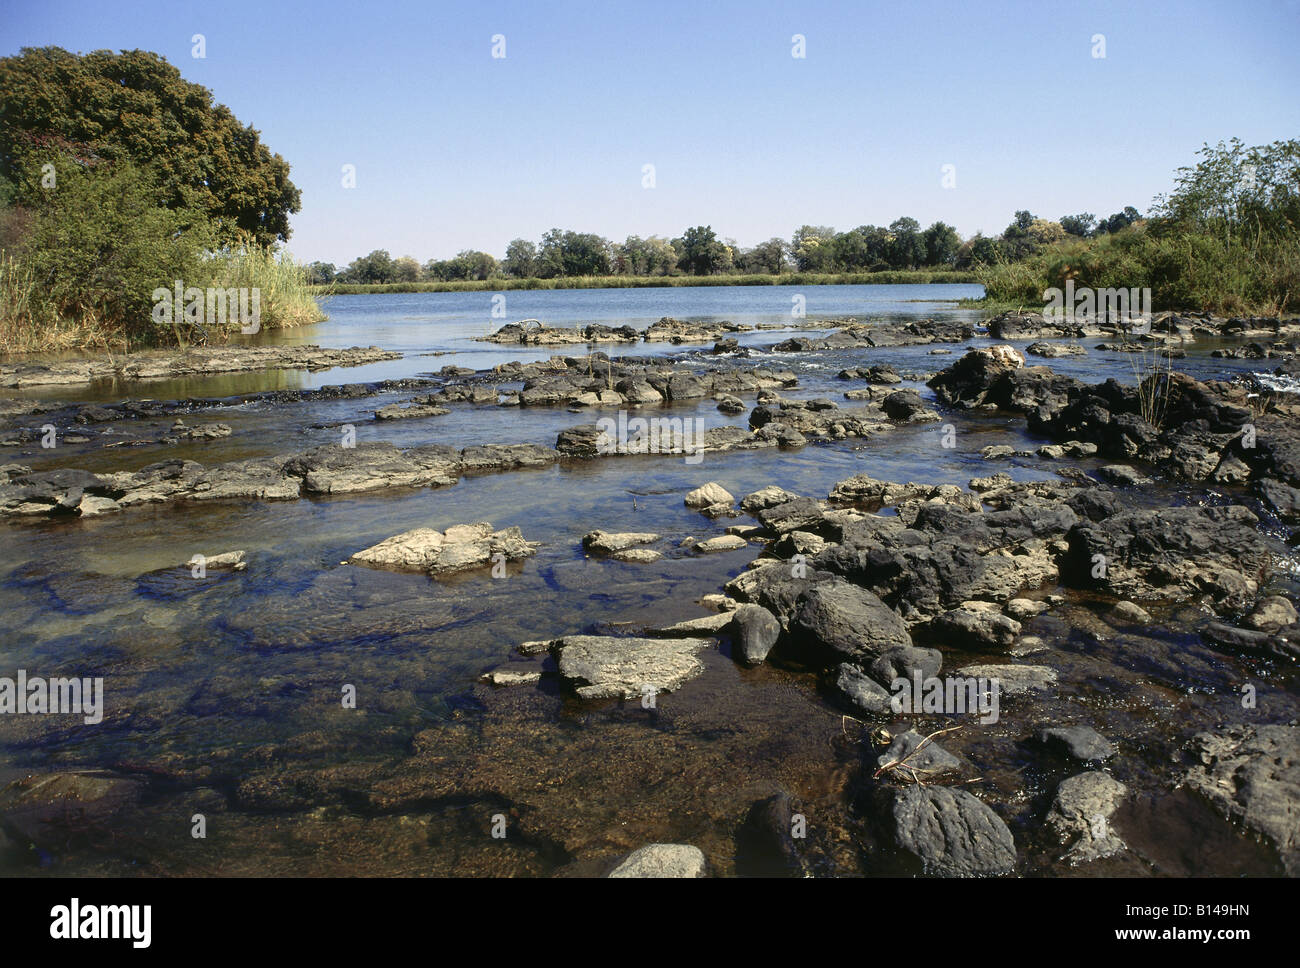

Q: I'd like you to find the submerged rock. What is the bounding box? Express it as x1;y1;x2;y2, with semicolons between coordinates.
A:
582;530;661;555
836;663;893;714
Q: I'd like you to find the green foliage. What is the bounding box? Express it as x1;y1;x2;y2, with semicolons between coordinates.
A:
537;229;611;277
6;158;212;345
1152;138;1299;244
0;47;301;246
614;235;679;276
675;225;731;275
979;221;1299;315
206;242;328;332
341;250;395;284
502;239;538;278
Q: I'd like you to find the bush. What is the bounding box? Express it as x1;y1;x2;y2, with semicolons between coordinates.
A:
0;159;327;351
2;159;212;348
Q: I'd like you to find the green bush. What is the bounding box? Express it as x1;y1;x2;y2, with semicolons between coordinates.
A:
5;159;213;347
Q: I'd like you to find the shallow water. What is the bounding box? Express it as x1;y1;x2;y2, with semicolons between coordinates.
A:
1;286;1296;876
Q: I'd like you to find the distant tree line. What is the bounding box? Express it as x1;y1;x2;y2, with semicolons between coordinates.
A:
308;209;1143;285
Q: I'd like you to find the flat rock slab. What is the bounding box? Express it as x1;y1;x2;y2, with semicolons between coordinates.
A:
693;534;749;553
608;843;707;877
553;635;712;700
0;345;399;388
958;663;1058;695
349;522;537;576
610;548;663;563
890;785;1017;876
375;403;450;420
650;612;735;636
582;530;661;555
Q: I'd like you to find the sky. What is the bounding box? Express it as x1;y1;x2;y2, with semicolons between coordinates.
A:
3;0;1298;267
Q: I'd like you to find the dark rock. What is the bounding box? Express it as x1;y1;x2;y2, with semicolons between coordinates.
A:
732;604;782;665
792;579;912;661
888;786;1016;876
1036;725;1115;762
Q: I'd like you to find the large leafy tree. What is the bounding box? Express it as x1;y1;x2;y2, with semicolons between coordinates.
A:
674;225;730;275
0;47;301;245
503;238;538;278
922;221;961;267
1152;138;1299;243
790;225;836;272
887;217;925;268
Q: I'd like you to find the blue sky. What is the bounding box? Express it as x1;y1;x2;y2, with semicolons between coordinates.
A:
4;0;1298;266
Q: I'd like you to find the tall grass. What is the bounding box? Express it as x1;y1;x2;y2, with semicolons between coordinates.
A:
0;243;329;354
204;243;329;332
0;251;116;353
325;269;980;294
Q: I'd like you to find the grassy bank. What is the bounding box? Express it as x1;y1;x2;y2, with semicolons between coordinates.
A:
977;225;1299;316
0;242;327;355
325;269;981;295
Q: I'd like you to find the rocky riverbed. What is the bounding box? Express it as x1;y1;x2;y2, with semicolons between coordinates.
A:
0;309;1296;878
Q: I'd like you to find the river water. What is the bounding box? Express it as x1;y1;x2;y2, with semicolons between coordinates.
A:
0;285;1293;876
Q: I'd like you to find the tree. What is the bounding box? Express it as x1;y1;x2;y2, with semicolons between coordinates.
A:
345;250;395;284
921;221;961;267
0;47;301;245
1097;206;1142;234
306;262;336;284
830;227;873;271
1152;138;1300;243
1060;213;1097;237
675;225;730;275
887;217;926;269
537;229;611;277
1001;211;1040;260
392;256;420;282
503;238;537;278
14;159;212;339
1027;218;1067;246
791;225;836;272
956;233;1002;268
739;237;788;274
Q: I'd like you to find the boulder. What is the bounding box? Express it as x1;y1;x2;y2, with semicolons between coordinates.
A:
889;786;1016;876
